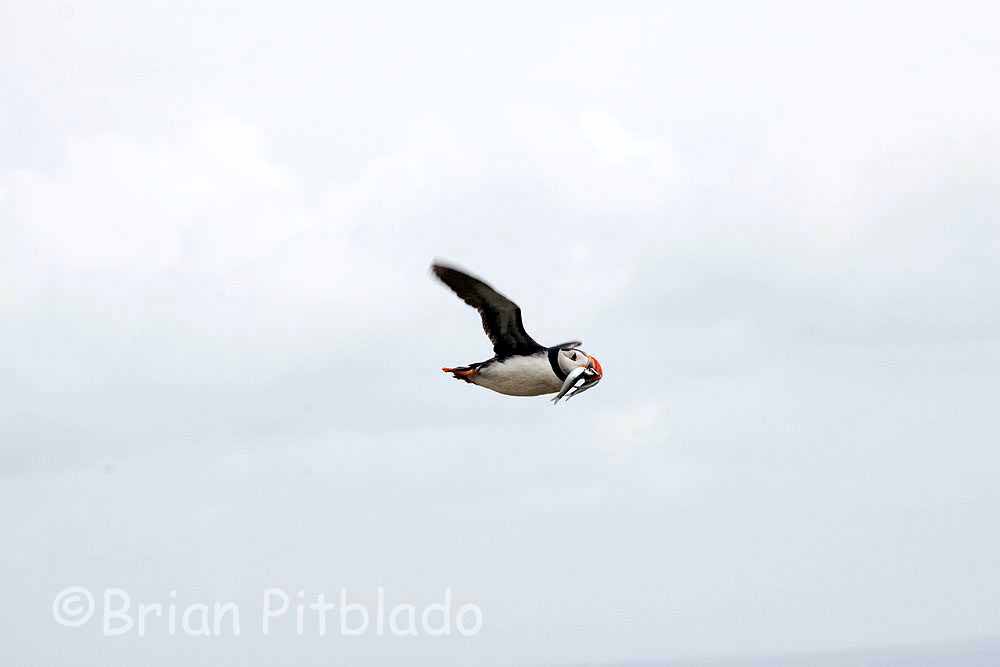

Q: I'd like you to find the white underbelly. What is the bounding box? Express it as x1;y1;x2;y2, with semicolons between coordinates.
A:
473;354;561;396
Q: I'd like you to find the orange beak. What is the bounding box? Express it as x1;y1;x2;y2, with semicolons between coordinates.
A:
587;355;603;378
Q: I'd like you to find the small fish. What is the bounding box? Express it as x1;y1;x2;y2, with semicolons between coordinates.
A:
551;366;587;404
551;367;600;404
566;374;600;401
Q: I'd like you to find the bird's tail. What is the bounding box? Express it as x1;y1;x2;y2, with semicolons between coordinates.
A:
442;366;478;382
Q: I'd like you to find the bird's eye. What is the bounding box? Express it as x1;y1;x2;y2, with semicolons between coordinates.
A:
570;352;577;360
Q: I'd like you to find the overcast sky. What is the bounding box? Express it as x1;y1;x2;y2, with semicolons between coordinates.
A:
2;2;999;665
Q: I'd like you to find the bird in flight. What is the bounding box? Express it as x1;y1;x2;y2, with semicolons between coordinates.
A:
432;262;603;404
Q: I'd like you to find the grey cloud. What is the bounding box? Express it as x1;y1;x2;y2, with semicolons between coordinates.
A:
2;2;1000;665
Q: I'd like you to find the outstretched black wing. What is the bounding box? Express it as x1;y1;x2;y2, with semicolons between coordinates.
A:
432;262;545;357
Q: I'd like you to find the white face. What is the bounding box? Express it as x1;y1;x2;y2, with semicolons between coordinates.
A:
557;348;592;375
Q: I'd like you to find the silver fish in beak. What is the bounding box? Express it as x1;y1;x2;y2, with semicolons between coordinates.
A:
551;365;602;404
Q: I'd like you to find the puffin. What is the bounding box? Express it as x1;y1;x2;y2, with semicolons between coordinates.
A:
432;262;603;403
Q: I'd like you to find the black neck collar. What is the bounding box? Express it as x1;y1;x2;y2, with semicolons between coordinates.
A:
547;347;568;381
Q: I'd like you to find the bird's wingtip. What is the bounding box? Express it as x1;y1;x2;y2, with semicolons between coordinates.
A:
430;259;460;274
